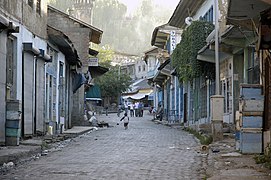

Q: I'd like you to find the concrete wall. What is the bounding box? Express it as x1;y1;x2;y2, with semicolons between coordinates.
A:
0;30;7;144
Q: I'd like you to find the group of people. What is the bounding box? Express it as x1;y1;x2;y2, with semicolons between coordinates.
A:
127;101;144;117
118;100;145;117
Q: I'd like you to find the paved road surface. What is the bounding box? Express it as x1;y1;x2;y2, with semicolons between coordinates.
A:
1;112;204;180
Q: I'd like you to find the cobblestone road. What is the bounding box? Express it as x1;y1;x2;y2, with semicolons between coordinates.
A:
2;112;204;180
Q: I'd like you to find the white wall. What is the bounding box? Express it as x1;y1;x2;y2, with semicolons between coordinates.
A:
15;24;47;100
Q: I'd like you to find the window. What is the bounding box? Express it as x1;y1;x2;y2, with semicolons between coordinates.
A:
36;0;41;15
222;77;232;114
28;0;33;8
143;64;146;71
138;66;141;72
202;6;213;23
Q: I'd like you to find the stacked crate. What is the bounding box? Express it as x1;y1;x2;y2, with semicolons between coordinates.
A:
6;100;22;146
238;84;264;153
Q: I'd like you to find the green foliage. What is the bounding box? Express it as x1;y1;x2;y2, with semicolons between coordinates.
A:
254;144;271;169
95;66;132;101
172;21;215;82
184;127;213;145
91;44;131;103
91;44;114;68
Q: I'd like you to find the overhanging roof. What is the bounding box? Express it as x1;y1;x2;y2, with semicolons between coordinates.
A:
168;0;205;29
151;24;181;49
197;25;258;63
48;5;103;44
197;47;231;63
47;25;80;65
158;59;170;70
143;47;159;63
88;66;109;78
89;48;99;56
227;0;271;29
151;60;171;86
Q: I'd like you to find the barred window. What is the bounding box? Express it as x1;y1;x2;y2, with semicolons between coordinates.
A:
37;0;41;15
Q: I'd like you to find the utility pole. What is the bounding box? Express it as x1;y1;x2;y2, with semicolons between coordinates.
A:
211;0;224;142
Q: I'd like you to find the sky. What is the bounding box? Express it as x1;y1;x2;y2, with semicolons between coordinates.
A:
118;0;179;14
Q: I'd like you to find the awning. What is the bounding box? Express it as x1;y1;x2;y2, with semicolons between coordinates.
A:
122;90;153;100
73;73;87;93
85;85;101;99
86;98;102;101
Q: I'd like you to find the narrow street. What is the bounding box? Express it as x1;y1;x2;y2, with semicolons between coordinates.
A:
2;112;204;180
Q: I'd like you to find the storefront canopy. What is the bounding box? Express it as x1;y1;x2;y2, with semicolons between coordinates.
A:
122;90;153;100
85;85;101;99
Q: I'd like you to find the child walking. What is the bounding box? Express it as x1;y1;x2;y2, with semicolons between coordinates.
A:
120;113;129;130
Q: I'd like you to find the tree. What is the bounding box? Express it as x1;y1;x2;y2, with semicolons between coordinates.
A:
92;45;132;104
92;44;114;68
95;65;132;104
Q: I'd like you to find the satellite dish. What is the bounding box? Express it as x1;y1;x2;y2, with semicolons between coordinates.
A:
185;17;193;25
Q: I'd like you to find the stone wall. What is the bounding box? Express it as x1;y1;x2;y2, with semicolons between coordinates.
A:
48;8;91;72
0;0;47;39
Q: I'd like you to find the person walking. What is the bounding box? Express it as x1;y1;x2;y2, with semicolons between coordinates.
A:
129;103;134;117
134;101;139;117
120;113;129;130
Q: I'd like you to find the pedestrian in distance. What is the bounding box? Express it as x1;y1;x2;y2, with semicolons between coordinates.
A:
120;112;129;130
129;103;134;117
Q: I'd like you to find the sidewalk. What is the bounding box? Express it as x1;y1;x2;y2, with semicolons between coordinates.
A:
0;126;96;167
152;118;271;179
